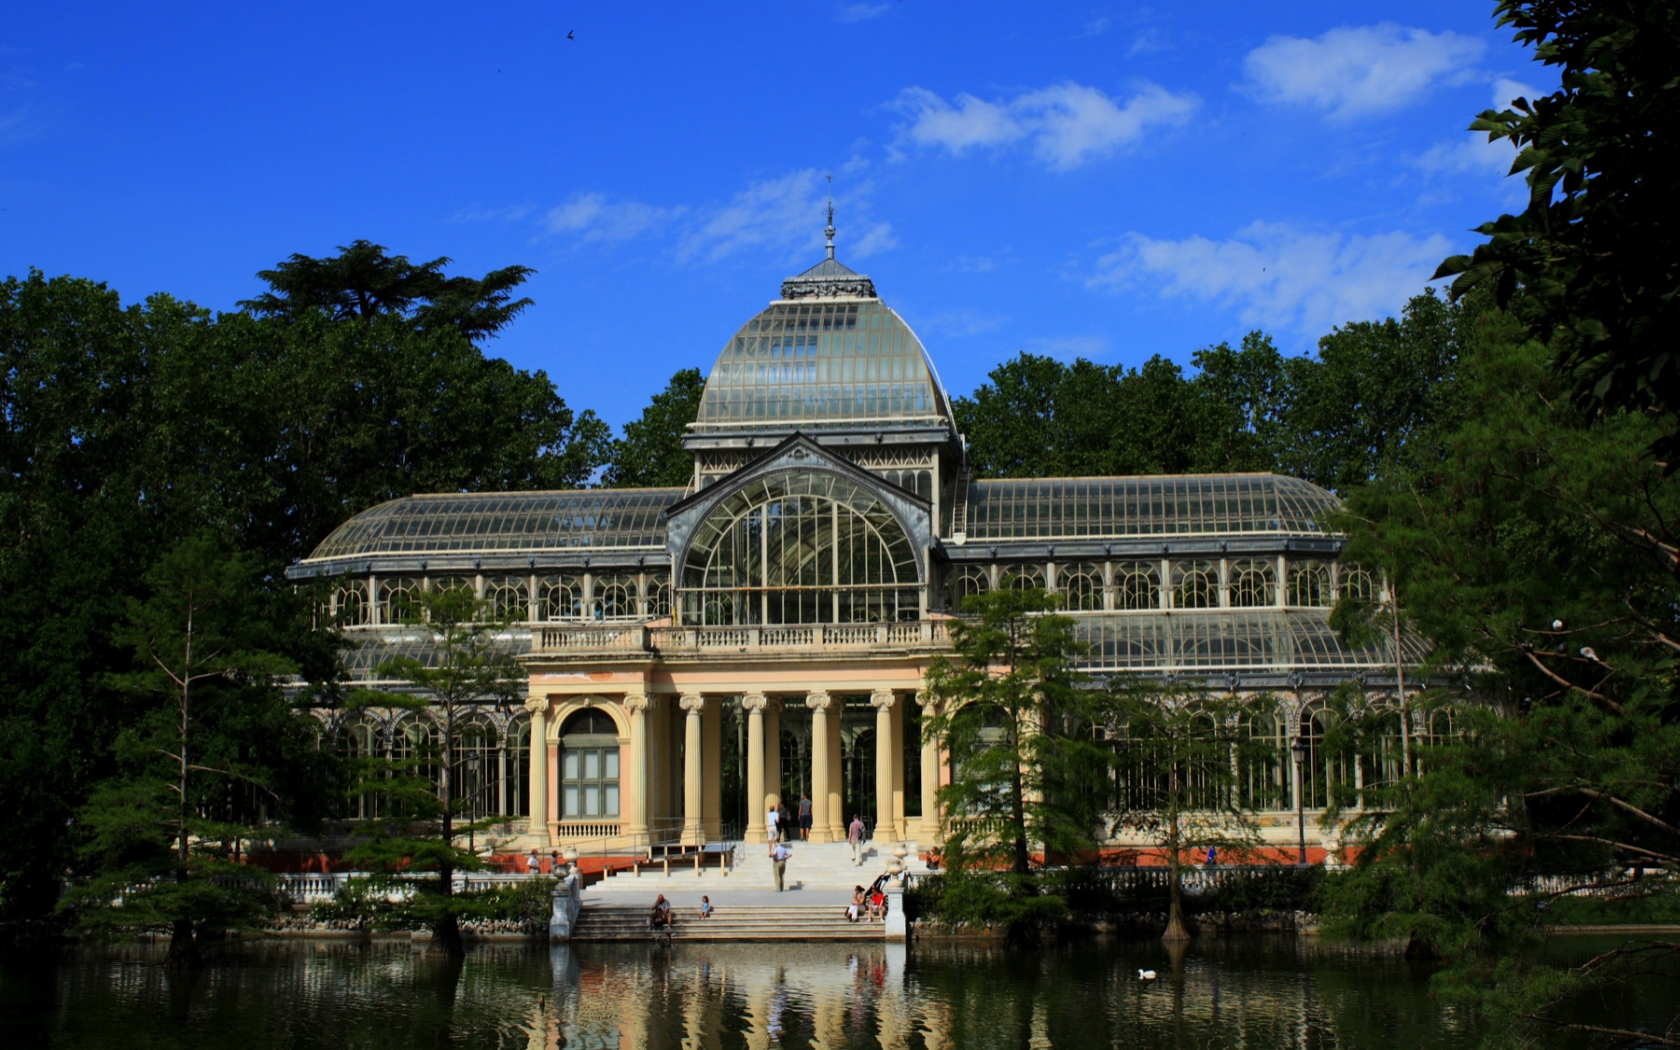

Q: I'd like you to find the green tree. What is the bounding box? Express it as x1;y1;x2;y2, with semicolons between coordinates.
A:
1106;686;1268;941
601;367;706;488
338;584;524;956
239;239;537;343
56;536;334;967
921;583;1110;874
1433;1;1680;464
1325;320;1680;1044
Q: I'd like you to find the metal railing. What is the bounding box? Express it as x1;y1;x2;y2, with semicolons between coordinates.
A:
533;620;951;656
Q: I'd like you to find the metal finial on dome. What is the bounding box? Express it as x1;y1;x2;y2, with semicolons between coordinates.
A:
824;174;836;260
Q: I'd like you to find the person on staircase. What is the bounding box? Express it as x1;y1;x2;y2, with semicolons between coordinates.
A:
798;794;813;841
770;840;791;891
649;894;672;931
766;802;781;855
847;814;866;866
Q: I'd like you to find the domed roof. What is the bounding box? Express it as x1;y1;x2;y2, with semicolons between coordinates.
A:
690;253;954;434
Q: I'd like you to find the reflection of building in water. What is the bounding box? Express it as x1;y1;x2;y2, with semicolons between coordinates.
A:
290;222;1426;863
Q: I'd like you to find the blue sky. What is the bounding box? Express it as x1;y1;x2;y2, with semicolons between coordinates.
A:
2;2;1544;428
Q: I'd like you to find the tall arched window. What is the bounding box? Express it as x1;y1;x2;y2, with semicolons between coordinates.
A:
1362;708;1404;789
1229;559;1275;607
559;708;621;821
430;576;474;597
644;573;672;619
1339;564;1378;603
391;712;441;796
336;711;385;819
454;712;499;822
485;576;529;621
592;574;637;620
334;581;369;626
540;574;583;620
945;565;990;613
1287;562;1331;607
1114;562;1159;610
377;577;420;624
1173;561;1218;609
1059;563;1103;611
1299;705;1354;810
1239;710;1288;810
680;471;921;625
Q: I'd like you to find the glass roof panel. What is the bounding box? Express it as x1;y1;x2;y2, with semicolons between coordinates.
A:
304;489;684;562
691;299;954;433
963;474;1339;539
1070;610;1429;674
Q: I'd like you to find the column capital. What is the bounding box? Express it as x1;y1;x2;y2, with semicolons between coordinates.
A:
523;697;550;716
914;690;938;711
741;691;769;712
870;689;897;709
623;690;652;714
805;689;833;711
679;692;707;713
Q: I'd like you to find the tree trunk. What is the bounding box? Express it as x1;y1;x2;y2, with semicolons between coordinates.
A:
164;917;200;969
433;704;465;956
1163;813;1190;942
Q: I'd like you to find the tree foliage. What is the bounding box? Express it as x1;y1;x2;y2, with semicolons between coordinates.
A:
955;293;1464;492
335;585;524;956
922;583;1111;876
601;367;706;488
1433;1;1680;465
55;537;335;965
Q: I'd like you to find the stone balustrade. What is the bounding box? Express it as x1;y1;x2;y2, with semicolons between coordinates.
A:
532;620;952;657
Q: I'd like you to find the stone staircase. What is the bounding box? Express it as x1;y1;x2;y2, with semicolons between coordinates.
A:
586;841;929;894
569;904;885;942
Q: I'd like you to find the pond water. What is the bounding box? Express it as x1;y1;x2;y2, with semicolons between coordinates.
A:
2;935;1673;1049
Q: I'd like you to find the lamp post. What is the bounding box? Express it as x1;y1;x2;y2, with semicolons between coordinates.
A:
465;754;481;856
1290;735;1308;866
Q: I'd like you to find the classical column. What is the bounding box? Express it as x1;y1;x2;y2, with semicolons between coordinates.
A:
525;698;550;845
806;691;833;843
680;693;705;846
871;689;896;842
916;691;942;851
827;700;845;843
624;690;651;843
764;698;782;809
743;692;768;844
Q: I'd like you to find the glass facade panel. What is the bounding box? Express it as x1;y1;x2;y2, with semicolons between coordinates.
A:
1070;610;1429;673
1229;559;1275;607
485;575;529;621
1059;562;1103;612
1174;560;1218;609
1114;562;1159;610
1287;561;1332;607
680;470;921;625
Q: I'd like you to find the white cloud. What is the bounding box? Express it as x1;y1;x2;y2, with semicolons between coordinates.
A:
1243;23;1485;118
1412;77;1539;204
1082;16;1112;37
1091;222;1454;334
837;3;890;22
451;204;533;223
674;170;894;263
892;80;1198;170
544;192;684;242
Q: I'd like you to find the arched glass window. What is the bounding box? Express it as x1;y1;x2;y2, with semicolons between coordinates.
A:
377;577;420;624
1229;559;1275;607
1114;562;1159;610
1173;560;1218;609
1339;564;1378;603
430;576;474;597
485;576;529;621
1300;705;1354;810
1239;711;1288;810
559;708;620;820
1059;563;1103;611
391;712;441;796
680;471;921;625
540;574;583;620
644;573;672;619
1287;562;1331;607
336;711;384;819
334;581;369;626
945;565;990;613
1362;708;1404;789
506;714;530;816
592;574;637;620
1004;564;1046;592
454;713;499;822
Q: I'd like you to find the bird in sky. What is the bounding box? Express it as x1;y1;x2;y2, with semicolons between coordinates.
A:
568;30;575;40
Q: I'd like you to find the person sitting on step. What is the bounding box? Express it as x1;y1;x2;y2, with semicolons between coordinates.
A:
699;895;713;919
649;894;672;931
847;885;866;923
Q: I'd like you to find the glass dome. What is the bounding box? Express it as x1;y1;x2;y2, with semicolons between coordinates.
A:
691;295;954;434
